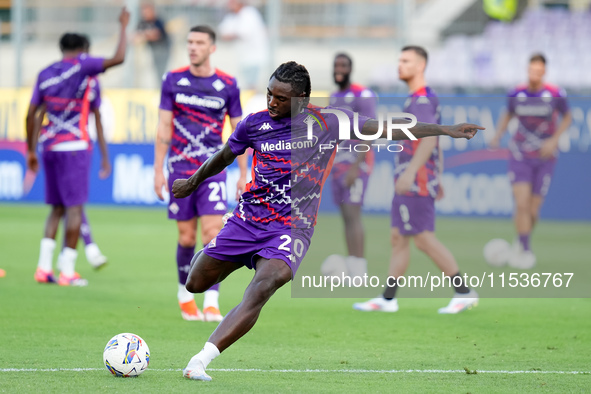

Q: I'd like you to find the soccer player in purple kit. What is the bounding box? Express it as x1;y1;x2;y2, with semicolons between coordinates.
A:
490;53;571;269
354;46;478;314
154;26;247;322
33;35;110;270
325;53;377;277
26;8;129;286
171;61;483;381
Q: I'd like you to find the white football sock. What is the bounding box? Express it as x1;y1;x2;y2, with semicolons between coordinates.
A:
203;289;219;309
178;283;194;304
195;342;220;369
58;247;78;277
346;256;368;277
37;238;56;272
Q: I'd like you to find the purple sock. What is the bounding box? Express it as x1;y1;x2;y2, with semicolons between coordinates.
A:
177;244;195;285
208;283;220;291
519;234;530;251
80;211;93;245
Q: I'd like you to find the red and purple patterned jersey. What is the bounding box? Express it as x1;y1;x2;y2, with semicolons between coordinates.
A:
227;105;370;230
395;86;441;198
507;84;569;160
159;67;242;175
330;83;377;177
30;54;105;152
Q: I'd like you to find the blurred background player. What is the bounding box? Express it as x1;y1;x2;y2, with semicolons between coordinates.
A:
324;53;376;277
136;2;171;84
154;25;246;322
354;46;478;314
33;35;110;270
26;8;129;286
490;54;571;269
218;0;269;91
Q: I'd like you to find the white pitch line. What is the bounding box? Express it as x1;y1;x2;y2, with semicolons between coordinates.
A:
0;368;589;375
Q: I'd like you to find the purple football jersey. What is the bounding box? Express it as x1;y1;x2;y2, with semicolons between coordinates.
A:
395;86;441;198
507;84;569;160
159;67;242;176
227;105;370;230
30;54;105;152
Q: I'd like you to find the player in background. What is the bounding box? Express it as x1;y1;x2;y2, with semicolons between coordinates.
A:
33;35;110;270
170;61;483;381
154;26;247;322
490;54;571;269
26;8;129;286
325;53;376;277
354;46;478;314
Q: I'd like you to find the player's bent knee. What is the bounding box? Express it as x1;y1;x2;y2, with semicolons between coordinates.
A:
253;258;292;294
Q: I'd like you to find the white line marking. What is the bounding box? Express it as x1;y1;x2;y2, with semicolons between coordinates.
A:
0;368;588;374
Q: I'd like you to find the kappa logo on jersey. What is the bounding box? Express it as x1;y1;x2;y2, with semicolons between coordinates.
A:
258;122;273;131
212;79;225;92
214;202;226;211
177;78;191;86
169;202;180;215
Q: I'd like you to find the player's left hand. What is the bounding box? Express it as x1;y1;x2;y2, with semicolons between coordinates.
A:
344;165;360;188
446;123;485;139
540;138;558;159
172;178;194;199
395;170;415;195
99;158;111;179
236;176;247;201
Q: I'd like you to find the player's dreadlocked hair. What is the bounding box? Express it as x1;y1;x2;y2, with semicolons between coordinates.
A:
271;61;312;105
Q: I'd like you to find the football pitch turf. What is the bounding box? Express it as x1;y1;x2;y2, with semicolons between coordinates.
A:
0;204;590;393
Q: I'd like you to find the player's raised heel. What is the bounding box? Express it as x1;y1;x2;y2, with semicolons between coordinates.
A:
203;306;224;322
58;272;88;287
85;243;108;270
34;268;56;284
183;358;212;381
353;297;399;312
180;300;204;321
438;290;479;314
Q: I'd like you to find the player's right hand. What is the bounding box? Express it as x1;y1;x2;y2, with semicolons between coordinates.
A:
446;123;484;139
154;171;168;200
26;151;39;173
119;7;130;27
172;179;194;199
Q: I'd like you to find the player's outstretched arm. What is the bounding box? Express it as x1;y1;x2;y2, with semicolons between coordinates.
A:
103;7;130;70
361;119;484;140
172;144;237;199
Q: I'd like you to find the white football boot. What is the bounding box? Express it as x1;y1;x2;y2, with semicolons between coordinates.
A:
438;290;479;314
353;297;399;312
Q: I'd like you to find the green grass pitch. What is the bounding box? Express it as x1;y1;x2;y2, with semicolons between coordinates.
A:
0;204;590;393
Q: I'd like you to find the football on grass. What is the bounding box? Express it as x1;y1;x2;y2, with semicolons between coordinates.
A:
483;238;511;267
103;333;150;377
